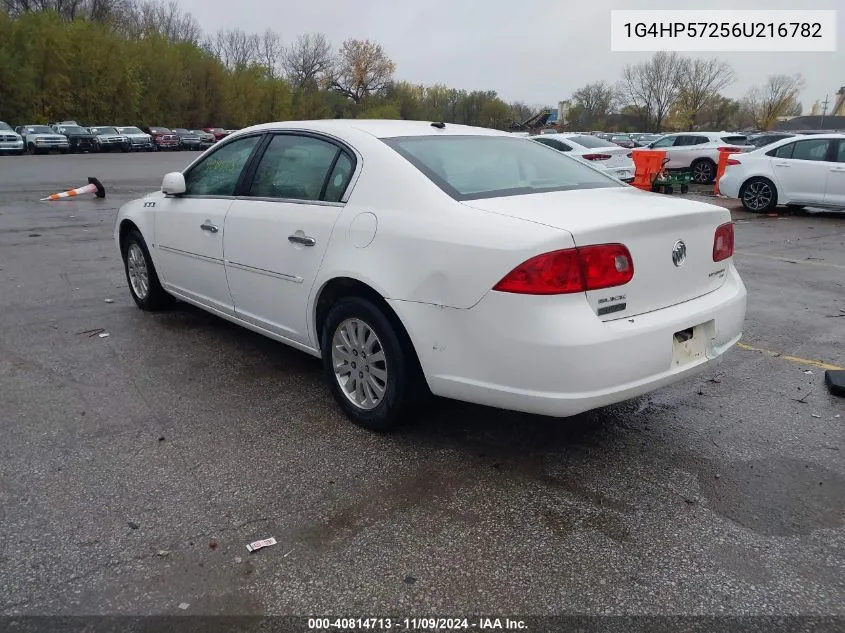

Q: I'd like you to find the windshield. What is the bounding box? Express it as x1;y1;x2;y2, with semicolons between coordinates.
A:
568;134;616;149
61;126;88;134
151;127;171;133
91;127;118;134
119;127;143;134
0;121;13;132
383;135;619;201
26;126;54;134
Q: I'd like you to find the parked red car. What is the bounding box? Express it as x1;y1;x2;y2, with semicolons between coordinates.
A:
142;126;180;151
202;127;231;141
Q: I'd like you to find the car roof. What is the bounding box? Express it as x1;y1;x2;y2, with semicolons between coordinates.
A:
239;119;510;140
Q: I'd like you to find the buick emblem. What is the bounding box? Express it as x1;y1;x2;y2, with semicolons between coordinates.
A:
672;240;687;267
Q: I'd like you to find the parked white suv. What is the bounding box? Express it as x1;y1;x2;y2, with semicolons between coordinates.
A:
647;132;754;184
717;134;845;212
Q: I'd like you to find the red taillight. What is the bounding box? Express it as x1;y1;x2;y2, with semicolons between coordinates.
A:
493;244;634;295
718;146;742;153
726;158;742;166
713;222;734;262
582;153;612;161
579;244;635;291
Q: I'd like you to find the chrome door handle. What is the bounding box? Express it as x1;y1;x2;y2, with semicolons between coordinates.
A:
774;163;790;168
200;222;219;233
288;234;316;246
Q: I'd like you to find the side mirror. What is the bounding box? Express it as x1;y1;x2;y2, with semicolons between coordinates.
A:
648;142;655;149
162;172;186;196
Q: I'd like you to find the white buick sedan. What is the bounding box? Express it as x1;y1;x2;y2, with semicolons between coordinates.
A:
115;120;747;430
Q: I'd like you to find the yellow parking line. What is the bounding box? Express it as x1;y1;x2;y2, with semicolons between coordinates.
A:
734;251;845;269
737;342;843;371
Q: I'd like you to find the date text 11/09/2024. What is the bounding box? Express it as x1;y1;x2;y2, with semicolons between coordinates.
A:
308;617;528;630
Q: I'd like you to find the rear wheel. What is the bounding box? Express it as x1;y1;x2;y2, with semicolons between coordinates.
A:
122;229;173;311
322;297;418;431
691;159;716;184
740;177;778;212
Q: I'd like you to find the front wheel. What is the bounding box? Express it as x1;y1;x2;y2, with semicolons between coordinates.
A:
122;229;173;311
740;177;778;212
691;159;716;184
322;297;418;431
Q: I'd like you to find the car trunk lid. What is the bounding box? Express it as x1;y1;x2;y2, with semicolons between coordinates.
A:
464;187;732;320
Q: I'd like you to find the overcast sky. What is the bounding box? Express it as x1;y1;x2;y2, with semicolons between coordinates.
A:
179;0;844;111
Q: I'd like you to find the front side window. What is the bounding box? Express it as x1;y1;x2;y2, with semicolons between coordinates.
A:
247;134;342;201
837;140;845;163
184;135;261;196
791;139;832;162
384;135;619;201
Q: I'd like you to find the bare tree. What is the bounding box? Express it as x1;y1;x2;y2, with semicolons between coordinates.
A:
281;33;333;89
116;0;201;44
743;74;805;129
677;58;735;130
621;51;685;131
509;101;533;124
257;29;283;78
212;28;259;70
328;39;395;104
571;81;618;128
3;0;132;21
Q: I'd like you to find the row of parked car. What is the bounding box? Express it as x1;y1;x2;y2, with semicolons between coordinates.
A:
0;120;238;155
529;130;813;184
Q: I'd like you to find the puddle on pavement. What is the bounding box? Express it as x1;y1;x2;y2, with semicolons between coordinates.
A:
692;457;845;537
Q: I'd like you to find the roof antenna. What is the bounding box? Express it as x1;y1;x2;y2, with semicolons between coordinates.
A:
431;121;446;129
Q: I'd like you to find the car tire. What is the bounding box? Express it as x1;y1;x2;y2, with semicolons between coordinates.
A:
691;159;716;184
321;297;419;432
121;145;130;153
122;229;173;311
739;177;778;213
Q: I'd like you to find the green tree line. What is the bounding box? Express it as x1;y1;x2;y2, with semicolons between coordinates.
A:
0;6;529;129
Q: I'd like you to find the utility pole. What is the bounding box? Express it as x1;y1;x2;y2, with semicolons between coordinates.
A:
820;94;830;129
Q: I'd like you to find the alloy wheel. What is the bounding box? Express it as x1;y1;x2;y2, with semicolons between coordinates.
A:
693;161;714;183
743;181;773;211
126;243;150;299
331;318;388;411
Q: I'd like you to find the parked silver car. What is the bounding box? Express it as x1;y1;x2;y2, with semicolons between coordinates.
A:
16;125;70;154
0;121;24;155
88;126;131;153
116;126;155;151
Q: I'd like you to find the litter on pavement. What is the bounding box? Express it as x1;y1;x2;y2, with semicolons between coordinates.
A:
246;537;277;553
178;603;190;610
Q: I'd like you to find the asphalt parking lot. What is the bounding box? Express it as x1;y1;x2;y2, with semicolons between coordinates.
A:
1;153;843;618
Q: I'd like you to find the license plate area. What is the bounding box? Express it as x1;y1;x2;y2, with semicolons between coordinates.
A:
672;325;706;368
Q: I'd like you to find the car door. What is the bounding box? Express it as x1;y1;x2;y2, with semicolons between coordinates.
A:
154;134;263;315
649;135;679;166
825;140;845;207
223;132;357;346
769;138;833;205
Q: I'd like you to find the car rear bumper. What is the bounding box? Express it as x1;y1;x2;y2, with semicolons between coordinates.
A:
389;263;747;417
717;172;742;199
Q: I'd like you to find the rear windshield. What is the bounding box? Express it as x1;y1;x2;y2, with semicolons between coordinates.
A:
568;134;615;149
119;127;143;134
383;135;619;201
721;135;748;144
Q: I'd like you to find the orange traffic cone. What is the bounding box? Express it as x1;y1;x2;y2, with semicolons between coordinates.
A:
41;177;105;201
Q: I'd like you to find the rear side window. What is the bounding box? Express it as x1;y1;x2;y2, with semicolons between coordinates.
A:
770;143;794;158
323;151;355;202
534;138;571;152
791;139;832;161
384;135;619;201
837;141;845;163
569;135;612;149
247;134;341;201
